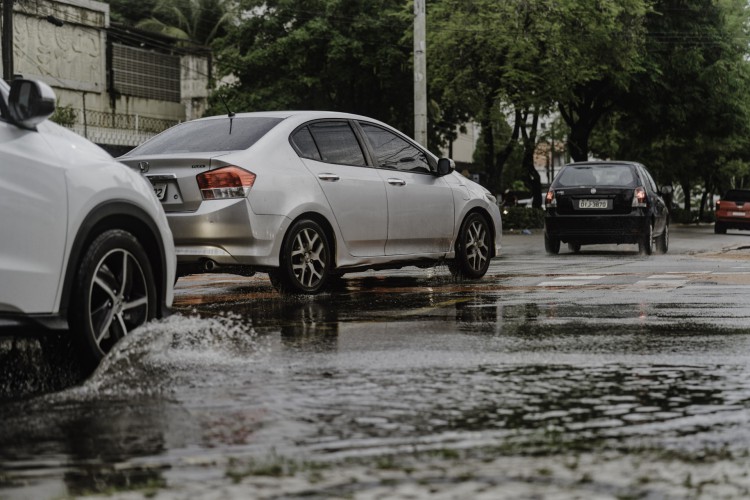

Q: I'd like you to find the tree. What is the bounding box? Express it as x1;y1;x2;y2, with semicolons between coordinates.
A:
608;0;750;213
136;0;234;45
106;0;157;26
429;0;552;198
212;0;414;134
555;0;649;162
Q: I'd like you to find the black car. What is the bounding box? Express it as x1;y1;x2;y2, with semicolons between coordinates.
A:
544;161;671;255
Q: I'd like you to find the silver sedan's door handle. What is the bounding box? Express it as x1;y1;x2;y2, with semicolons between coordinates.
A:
318;173;340;182
387;178;406;186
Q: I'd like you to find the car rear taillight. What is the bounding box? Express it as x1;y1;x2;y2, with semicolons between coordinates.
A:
196;166;256;200
545;190;557;207
632;187;647;208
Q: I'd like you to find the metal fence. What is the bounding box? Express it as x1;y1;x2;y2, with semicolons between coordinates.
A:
60;109;180;147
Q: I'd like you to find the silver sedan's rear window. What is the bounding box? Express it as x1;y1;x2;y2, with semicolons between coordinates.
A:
127;117;283;155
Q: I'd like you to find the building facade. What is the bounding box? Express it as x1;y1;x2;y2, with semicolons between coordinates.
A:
1;0;210;154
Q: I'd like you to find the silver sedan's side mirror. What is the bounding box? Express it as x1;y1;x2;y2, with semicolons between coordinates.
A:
8;79;56;130
437;157;454;176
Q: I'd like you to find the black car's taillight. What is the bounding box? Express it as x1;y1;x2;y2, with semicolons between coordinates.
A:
632;187;647;208
546;190;557;207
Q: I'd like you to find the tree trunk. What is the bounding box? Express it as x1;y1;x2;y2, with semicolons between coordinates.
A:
566;125;589;163
520;106;543;208
680;179;691;212
491;109;522;195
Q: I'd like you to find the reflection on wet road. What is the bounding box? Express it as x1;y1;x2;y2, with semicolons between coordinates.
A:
2;227;750;498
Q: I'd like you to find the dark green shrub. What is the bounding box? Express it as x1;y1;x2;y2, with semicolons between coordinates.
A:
502;207;545;230
669;208;715;224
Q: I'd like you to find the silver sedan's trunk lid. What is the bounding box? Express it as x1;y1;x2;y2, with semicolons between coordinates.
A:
119;154;227;212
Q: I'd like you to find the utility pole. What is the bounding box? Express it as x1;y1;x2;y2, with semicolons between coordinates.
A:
2;0;13;83
413;0;427;147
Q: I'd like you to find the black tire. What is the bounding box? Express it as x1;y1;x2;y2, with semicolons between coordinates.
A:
714;223;727;234
639;222;654;255
273;219;332;294
544;232;560;255
568;242;581;254
656;223;669;254
69;229;156;367
449;212;492;279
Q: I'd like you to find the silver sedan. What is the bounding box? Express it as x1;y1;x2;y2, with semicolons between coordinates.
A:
120;111;502;294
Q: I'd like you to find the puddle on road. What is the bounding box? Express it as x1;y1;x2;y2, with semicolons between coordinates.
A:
3;274;750;498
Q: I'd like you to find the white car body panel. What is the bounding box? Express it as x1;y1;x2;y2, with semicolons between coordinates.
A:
0;89;175;317
0;121;68;313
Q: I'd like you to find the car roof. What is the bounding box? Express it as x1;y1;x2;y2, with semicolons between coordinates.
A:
197;110;382;123
564;161;642;168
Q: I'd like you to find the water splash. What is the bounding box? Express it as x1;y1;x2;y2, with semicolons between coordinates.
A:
60;313;269;400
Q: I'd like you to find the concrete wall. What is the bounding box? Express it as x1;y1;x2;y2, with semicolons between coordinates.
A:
2;0;209;150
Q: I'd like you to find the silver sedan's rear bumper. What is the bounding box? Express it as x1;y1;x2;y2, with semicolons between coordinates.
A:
167;199;289;268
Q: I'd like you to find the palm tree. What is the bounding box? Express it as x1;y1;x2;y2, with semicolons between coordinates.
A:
136;0;234;46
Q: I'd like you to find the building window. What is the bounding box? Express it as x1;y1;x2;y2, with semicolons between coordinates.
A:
112;43;180;102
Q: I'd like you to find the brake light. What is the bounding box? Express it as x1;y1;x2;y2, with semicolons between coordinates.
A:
632;187;647;208
545;190;556;207
197;166;256;200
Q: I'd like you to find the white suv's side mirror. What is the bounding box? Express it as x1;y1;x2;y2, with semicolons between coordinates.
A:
8;79;56;129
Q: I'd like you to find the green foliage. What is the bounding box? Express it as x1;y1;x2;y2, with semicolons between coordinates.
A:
106;0;157;25
502;207;545;231
49;103;77;128
211;0;414;134
136;0;234;45
611;0;750;206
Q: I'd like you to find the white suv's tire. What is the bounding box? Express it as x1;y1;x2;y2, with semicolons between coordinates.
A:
69;229;156;367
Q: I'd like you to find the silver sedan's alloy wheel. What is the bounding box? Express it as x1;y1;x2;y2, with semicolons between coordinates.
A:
291;227;327;289
450;212;491;279
71;229;156;367
465;218;490;273
273;219;331;294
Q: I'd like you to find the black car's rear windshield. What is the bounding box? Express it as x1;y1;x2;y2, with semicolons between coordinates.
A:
722;189;750;202
126;117;283;155
554;165;636;188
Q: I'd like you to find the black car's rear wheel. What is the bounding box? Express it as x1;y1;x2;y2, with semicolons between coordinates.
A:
544;232;560;255
70;229;156;368
271;219;331;294
449;212;491;279
656;223;669;254
639;222;654;255
568;242;581;254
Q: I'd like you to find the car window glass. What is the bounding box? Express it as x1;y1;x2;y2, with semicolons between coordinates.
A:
308;121;366;166
125;117;283;155
723;190;750;202
555;165;636;187
0;81;9;120
290;126;322;161
360;123;431;173
640;167;658;192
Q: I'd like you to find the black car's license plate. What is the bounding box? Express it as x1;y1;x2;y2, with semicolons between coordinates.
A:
578;199;608;209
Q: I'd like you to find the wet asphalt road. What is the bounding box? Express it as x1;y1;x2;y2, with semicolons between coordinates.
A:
2;225;750;499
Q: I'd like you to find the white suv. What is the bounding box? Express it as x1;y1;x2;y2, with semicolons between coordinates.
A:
0;78;175;367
